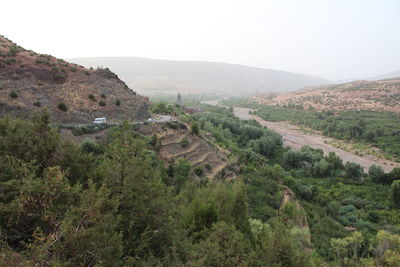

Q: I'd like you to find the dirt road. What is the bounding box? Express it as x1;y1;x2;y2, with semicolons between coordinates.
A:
233;107;399;172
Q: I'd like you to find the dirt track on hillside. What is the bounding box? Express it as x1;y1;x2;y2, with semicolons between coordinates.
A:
233;107;400;172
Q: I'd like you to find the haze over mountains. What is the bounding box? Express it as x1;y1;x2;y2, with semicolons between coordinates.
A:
366;69;400;81
71;57;329;96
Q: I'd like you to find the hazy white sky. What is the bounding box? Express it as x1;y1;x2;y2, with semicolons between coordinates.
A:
2;0;399;80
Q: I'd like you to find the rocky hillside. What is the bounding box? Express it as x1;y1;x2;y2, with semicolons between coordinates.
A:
0;36;149;123
254;78;400;113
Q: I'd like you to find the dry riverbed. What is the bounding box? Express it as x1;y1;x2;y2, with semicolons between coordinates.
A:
233;107;400;172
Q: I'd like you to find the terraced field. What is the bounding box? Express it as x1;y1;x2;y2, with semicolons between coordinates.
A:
138;123;236;179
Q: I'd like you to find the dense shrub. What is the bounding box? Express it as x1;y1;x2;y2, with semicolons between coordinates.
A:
192;122;199;135
369;165;385;183
58;102;68;111
151;102;174;114
344;162;364;180
8;45;21;57
181;137;189;148
391;180;400;209
194;166;204;176
88;94;96;101
283;146;342;177
9;91;18;98
387;168;400;184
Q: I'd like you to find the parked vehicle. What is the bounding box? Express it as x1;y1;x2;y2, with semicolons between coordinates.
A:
93;117;107;124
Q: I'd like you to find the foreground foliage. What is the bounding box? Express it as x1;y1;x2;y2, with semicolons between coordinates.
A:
0;108;400;266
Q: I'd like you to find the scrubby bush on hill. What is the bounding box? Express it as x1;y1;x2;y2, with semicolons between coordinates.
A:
9;91;18;98
58;102;68;111
194;166;204;177
88;94;96;101
181;137;189;148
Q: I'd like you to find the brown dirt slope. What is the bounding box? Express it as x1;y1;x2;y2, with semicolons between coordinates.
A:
0;35;149;123
138;122;237;179
254;78;400;113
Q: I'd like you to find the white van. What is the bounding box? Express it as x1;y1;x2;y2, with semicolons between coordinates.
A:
93;117;107;124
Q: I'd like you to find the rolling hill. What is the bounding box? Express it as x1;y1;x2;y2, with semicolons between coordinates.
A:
0;36;149;123
254;77;400;113
71;57;328;95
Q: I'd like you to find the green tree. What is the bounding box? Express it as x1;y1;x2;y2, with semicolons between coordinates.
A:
390;180;400;209
369;165;385;183
58;102;68;111
192;122;199;135
214;182;251;236
0;110;59;174
388;168;400;184
331;231;364;266
102;122;174;259
6;167;77;249
267;218;311;266
165;158;191;192
373;230;400;267
326;151;343;170
187;222;252;267
344;162;364;180
55;181;122;266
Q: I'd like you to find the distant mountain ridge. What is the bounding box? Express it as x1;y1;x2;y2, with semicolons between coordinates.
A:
0;36;149;123
366;69;400;81
71;57;329;95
